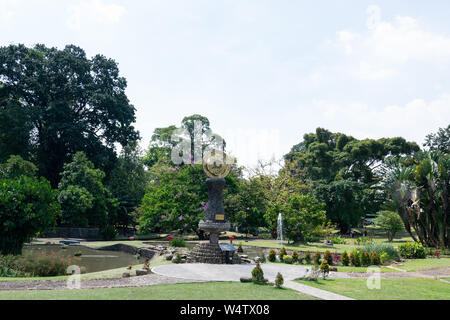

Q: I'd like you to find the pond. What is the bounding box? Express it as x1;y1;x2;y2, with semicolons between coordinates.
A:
22;245;144;274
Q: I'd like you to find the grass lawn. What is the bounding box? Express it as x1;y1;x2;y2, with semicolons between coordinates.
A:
395;258;450;272
264;262;398;273
296;278;450;300
0;282;317;300
0;255;171;282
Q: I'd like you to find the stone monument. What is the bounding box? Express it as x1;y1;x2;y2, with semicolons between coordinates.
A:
187;150;241;264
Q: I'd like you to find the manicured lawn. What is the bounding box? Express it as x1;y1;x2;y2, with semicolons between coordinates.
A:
0;255;171;282
296;278;450;300
395;258;450;272
264;262;398;273
0;282;317;300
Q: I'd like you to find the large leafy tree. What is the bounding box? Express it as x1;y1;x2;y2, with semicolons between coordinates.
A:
285;128;419;232
0;156;60;255
107;142;147;229
0;44;139;186
58;152;118;229
382;151;449;248
424;124;450;153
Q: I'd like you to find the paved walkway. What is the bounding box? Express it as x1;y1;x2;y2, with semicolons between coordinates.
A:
152;263;353;300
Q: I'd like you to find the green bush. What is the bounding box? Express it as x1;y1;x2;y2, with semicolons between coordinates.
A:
304;251;312;264
0;255;23;277
350;250;360;267
319;260;330;279
283;255;293;264
361;251;371;266
292;251;299;263
169;238;186;247
275;272;284;288
342;251;349;266
22;253;70;277
101;225;118;241
268;249;277;262
251;263;266;284
360;243;400;262
313;251;321;265
0;177;60;255
279;247;287;261
370;252;381;265
399;242;426;259
323;250;333;266
332;237;347;244
173;253;182;264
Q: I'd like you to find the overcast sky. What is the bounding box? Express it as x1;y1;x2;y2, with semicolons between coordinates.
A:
1;0;449;168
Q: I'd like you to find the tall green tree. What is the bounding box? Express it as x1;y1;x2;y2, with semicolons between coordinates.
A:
285;128;419;232
58;152;118;228
107;142;147;229
0;44;139;186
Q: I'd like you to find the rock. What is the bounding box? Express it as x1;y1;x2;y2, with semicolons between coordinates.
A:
122;272;131;278
254;256;262;263
240;255;248;259
330;267;338;272
165;254;173;261
240;277;252;283
136;269;150;276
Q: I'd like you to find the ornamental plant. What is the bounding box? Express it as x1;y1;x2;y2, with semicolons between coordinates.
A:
313;251;321;265
292;251;299;263
283;255;293;264
319;260;330;279
304;251;312;264
342;251;349;266
370;252;381;265
251;263;266;284
268;249;277;262
350;250;361;267
275;272;284;288
361;251;371;266
399;242;426;259
279;247;287;261
323;250;333;266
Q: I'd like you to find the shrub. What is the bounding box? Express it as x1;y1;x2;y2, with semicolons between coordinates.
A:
342;251;349;266
304;251;312;264
370;252;381;265
74;250;82;257
22;253;70;277
360;243;400;262
361;251;371;266
313;251;321;265
283;255;293;264
323;250;333;266
275;272;284;288
0;177;60;255
279;247;287;261
350;250;360;267
172;253;182;264
0;255;23;277
268;249;277;262
332;237;347;244
169;238;186;247
333;252;341;264
102;225;118;241
399;242;426;259
251;263;266;284
260;253;266;263
292;251;299;263
319;260;330;279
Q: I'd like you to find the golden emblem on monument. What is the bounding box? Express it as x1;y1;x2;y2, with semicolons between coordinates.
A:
202;150;231;178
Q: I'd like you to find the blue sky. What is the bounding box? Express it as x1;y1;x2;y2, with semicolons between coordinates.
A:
1;1;449;168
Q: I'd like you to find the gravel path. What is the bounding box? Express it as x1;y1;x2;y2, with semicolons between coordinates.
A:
0;273;203;291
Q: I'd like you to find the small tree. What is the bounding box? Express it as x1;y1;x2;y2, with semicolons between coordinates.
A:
319;260;330;279
375;211;404;242
313;251;321;265
268;249;277;262
275;272;284;288
279;247;287;261
323;250;333;266
292;251;299;263
251;262;266;284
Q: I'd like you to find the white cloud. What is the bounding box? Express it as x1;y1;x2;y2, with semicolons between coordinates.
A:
309;94;450;144
334;6;450;80
67;0;126;31
0;0;18;27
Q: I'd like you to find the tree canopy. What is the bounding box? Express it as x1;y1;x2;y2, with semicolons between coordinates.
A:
0;44;139;186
